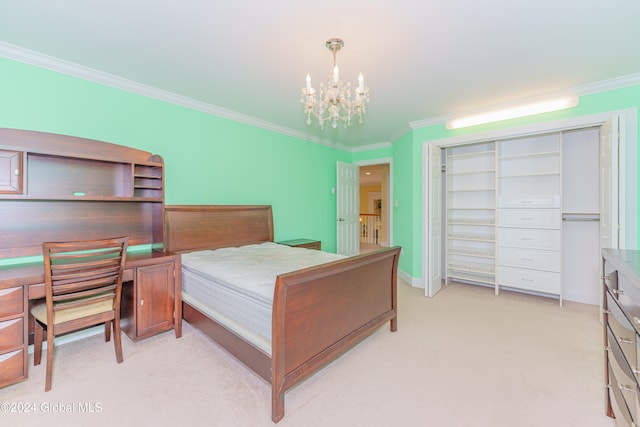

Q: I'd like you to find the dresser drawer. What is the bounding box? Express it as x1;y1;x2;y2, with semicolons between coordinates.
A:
609;363;636;427
607;327;640;422
0;318;24;351
0;349;27;388
498;228;561;250
498;209;561;229
0;287;24;318
498;266;561;293
607;292;638;367
498;195;560;208
602;267;618;293
498;247;560;272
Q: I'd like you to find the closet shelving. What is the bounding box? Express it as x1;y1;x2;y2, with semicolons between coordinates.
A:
498;135;561;207
496;133;563;303
445;142;496;286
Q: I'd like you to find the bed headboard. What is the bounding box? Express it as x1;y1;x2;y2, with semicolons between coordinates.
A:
164;205;274;253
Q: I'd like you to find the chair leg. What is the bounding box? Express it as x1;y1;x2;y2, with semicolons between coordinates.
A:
45;327;54;392
113;318;124;364
105;321;111;342
33;321;43;366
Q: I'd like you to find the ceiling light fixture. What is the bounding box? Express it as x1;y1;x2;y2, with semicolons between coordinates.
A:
445;95;579;130
301;38;369;129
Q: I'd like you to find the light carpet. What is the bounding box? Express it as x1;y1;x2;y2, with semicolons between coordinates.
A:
0;279;615;427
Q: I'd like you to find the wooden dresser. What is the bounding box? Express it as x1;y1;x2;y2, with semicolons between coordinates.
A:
602;248;640;426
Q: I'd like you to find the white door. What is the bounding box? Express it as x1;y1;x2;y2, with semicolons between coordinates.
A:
426;144;442;297
336;161;360;256
600;116;620;250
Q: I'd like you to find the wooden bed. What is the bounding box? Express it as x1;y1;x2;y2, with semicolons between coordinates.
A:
163;205;401;423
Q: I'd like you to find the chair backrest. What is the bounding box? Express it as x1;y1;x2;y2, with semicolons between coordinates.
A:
43;237;128;320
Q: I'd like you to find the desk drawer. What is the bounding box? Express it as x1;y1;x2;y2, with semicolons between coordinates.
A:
0;287;23;318
0;318;24;351
0;349;26;388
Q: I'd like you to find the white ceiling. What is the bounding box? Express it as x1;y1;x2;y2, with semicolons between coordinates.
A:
1;1;639;150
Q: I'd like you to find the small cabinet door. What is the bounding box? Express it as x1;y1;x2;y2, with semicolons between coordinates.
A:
135;262;175;339
0;150;23;194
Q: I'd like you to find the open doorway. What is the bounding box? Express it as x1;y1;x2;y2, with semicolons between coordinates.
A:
357;162;391;254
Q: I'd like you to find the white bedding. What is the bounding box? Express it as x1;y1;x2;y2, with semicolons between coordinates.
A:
181;242;346;354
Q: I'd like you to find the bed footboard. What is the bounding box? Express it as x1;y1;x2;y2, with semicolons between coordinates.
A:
270;246;401;422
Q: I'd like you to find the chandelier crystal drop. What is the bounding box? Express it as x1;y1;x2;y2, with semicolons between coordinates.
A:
301;38;369;129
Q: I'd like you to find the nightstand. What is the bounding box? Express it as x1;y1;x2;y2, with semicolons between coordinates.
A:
276;238;321;250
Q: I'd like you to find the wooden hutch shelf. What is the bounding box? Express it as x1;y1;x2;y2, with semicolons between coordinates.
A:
0;128;181;389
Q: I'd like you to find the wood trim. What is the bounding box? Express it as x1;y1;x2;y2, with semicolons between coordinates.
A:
0;129;165;258
0;128;157;164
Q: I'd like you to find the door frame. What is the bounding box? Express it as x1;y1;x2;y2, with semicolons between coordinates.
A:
425;145;442;296
354;158;393;249
422;108;638;291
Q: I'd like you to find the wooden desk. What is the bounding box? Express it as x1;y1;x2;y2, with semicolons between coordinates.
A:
0;250;182;389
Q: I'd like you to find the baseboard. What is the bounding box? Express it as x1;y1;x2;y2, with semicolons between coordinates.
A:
398;270;599;306
28;325;104;354
398;269;424;288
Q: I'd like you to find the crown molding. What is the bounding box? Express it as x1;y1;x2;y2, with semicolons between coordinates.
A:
3;41;639;152
0;41;366;152
350;140;393;153
408;73;640;132
572;72;640;95
408;115;449;131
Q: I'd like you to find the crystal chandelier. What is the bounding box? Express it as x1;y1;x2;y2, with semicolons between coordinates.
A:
301;38;369;129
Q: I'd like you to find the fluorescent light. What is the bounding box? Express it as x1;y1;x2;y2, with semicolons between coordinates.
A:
445;95;579;130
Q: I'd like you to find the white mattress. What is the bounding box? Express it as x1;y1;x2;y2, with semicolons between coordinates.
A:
181;242;346;355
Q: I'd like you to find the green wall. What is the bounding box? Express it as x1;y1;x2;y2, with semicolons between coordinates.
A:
0;57;350;254
2;55;638;282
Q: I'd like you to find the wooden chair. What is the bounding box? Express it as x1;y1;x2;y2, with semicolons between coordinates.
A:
31;237;128;391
